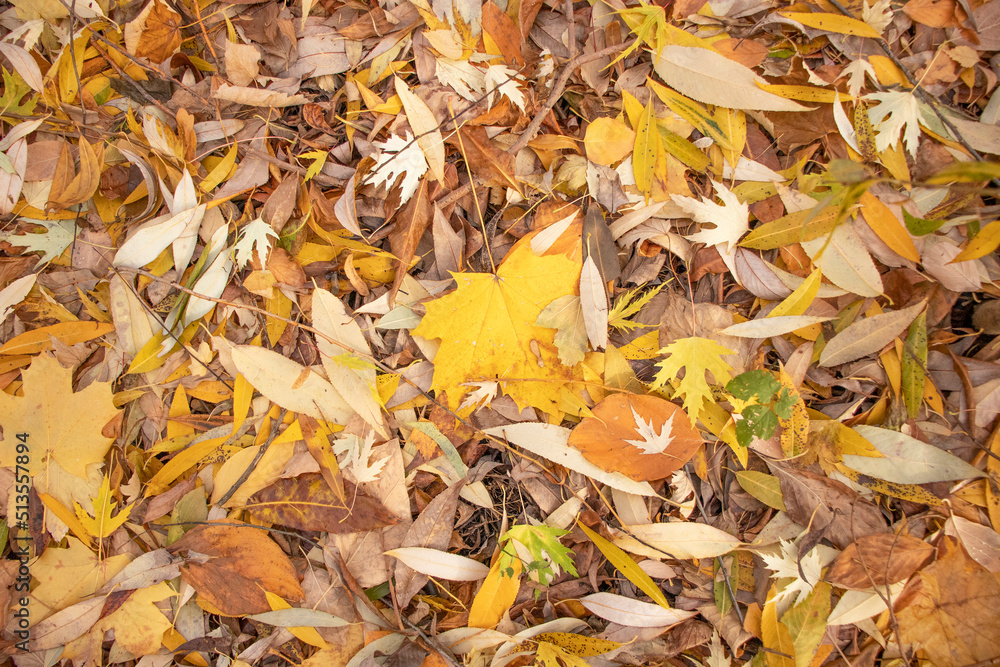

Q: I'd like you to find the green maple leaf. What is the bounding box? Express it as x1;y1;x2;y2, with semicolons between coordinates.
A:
652;337;734;425
0;219;75;267
0;68;37;117
504;524;577;583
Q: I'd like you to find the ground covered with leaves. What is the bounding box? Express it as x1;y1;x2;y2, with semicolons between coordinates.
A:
0;0;999;664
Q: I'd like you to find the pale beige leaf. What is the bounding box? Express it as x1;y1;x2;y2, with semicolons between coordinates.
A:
820;301;925;367
653;46;808;112
579;255;608;349
394;77;446;182
800;223;883;297
312;289;386;436
385;547;490;581
113;205;206;269
719;315;832;338
579;593;696;627
612;522;742;559
845;425;986;483
231;345;353;422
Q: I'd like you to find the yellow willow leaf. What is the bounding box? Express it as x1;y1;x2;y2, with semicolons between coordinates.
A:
200;143;238;192
954;220;1000;262
633;98;657;197
757;85;854;103
769;268;822;318
577;521;670;609
780;11;882;38
740;205;841;250
762;585;795;667
468;556;521;629
859;192;920;262
37;493;92;547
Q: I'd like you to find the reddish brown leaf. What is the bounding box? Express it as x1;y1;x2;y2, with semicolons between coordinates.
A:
168;522;304;615
826;533;934;589
568;393;702;482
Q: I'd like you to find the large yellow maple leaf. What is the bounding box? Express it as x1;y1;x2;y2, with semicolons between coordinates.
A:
413;243;581;416
0;354;120;479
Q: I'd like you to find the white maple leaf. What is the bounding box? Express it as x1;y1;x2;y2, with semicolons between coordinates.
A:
0;219;75;267
866;91;921;156
484;64;526;112
350;432;388;484
760;539;823;606
624;405;676;454
458;380;499;411
233;217;278;269
366;132;428;204
706;631;731;667
674;181;749;254
862;0;893;34
838;58;876;98
435;58;485;102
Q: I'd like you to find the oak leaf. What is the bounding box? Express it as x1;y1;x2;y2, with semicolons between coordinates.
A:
413;242;581;415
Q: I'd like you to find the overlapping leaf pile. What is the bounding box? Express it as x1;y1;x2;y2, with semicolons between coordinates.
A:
0;0;999;664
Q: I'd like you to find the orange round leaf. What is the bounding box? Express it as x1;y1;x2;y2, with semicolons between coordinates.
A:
568;394;702;482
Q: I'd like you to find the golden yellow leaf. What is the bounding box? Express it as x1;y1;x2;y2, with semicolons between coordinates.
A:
75;474;135;539
468;556;522;628
412;242;582;416
0;354;120;479
585;117;636;166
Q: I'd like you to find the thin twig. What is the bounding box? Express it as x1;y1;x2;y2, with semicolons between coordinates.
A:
216;409;286;506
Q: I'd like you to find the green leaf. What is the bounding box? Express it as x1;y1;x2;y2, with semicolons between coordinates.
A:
504;524;578;580
901;311;927;419
727;370;780;402
577;521;670;609
902;208;944;236
780;581;831;667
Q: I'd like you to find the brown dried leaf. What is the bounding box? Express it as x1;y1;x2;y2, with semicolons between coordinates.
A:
774;466;887;549
136;0;184;62
826;533;934;589
896;537;1000;665
245;473;398;534
168;522;304;615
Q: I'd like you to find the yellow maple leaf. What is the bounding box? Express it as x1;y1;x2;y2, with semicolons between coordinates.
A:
66;582;176;660
0;354;120;479
412;242;581;416
652;337;734;425
75;474;134;539
27;537;131;621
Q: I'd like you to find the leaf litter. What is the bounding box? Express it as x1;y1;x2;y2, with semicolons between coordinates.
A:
0;0;998;664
